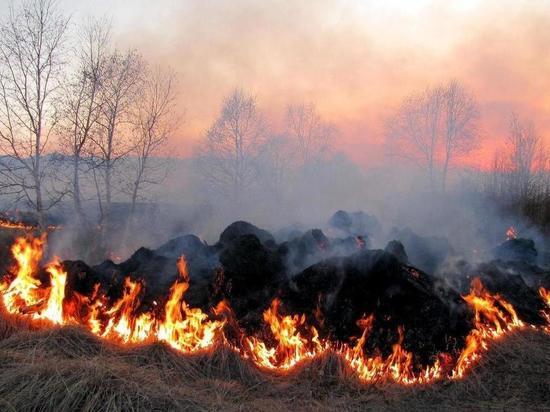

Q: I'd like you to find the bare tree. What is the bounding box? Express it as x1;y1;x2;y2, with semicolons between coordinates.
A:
507;113;544;199
127;66;177;222
286;103;334;167
483;114;549;228
387;81;479;191
90;48;143;229
0;0;69;229
441;80;479;191
386;86;444;191
257;134;294;203
58;18;110;226
196;89;266;206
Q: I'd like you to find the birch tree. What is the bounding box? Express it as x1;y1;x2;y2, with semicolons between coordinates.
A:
286;103;333;167
90;49;143;229
127;67;177;222
441;80;479;191
59;18;110;225
0;0;69;229
196;89;266;206
386;86;444;191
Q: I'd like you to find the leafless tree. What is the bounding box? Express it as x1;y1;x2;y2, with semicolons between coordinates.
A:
196;89;266;206
386;86;444;191
126;66;177;222
506;113;545;199
0;0;69;229
58;18;110;226
90;48;143;229
257;134;294;203
286;103;334;167
387;81;479;191
483;114;549;228
441;80;479;191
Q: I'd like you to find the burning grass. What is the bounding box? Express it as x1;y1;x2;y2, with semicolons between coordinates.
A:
0;311;548;411
0;234;549;410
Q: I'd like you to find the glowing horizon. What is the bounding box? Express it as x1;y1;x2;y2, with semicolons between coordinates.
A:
5;0;549;169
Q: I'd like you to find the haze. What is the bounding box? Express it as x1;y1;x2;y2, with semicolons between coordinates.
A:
47;0;550;167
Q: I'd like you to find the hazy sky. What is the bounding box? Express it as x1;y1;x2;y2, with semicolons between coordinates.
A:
8;0;550;168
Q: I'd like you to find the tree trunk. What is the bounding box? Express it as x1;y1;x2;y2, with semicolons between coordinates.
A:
35;115;44;230
35;177;45;231
73;154;86;225
442;149;450;193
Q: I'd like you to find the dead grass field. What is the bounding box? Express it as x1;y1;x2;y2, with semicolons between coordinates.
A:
0;310;548;412
0;227;548;411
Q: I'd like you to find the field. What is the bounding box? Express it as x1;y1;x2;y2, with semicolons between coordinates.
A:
0;226;549;411
0;309;548;412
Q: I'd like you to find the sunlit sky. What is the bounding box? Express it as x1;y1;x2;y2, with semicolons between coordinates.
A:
4;0;550;168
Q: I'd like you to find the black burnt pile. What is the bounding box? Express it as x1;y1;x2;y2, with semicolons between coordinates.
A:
54;213;549;363
279;250;472;364
438;235;550;327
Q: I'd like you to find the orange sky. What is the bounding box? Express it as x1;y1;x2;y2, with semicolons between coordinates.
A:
59;0;550;168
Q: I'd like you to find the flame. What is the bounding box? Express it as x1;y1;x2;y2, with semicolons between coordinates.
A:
0;236;222;352
539;287;550;333
506;226;517;240
39;260;67;324
2;236;46;313
452;277;524;378
540;287;550;307
101;277;153;343
340;320;442;384
156;256;224;352
0;236;547;385
0;218;35;230
243;298;326;370
0;217;59;231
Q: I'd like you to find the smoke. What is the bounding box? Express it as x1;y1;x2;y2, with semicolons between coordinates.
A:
63;0;550;167
2;1;548;270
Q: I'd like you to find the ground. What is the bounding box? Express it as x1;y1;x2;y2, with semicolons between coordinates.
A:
0;227;548;411
0;311;548;412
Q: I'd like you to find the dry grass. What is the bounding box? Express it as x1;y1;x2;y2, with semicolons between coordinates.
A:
0;311;548;411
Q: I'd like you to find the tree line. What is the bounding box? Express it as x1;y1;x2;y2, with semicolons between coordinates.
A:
0;1;335;235
0;0;547;244
0;0;178;240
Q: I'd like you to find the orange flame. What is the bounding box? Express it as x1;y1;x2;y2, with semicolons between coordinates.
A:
506;226;517;240
2;236;46;313
0;218;36;230
1;236;223;352
157;256;224;352
0;217;59;231
243;298;326;370
0;236;547;385
39;259;67;324
539;287;550;333
452;277;524;378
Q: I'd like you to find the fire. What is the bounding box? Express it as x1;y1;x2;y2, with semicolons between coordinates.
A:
1;237;68;325
100;277;154;343
243;298;326;370
2;236;46;313
0;218;35;230
157;256;224;352
539;287;550;333
340;322;442;385
506;226;517;240
40;260;67;324
0;217;59;231
540;287;550;307
452;277;524;378
1;236;223;353
1;236;548;386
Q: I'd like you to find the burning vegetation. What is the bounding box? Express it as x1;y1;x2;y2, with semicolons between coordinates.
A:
1;220;548;387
